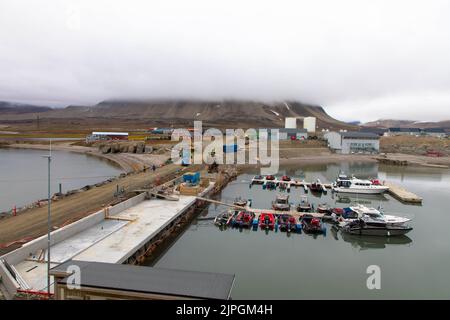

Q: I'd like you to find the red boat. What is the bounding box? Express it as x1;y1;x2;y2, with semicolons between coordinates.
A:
309;179;325;193
331;207;344;215
266;175;276;181
300;214;325;234
232;211;255;228
278;214;298;232
259;213;275;230
281;175;291;181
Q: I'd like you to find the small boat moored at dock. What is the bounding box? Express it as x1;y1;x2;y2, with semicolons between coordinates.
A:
278;214;300;233
259;213;276;230
317;203;331;214
232;211;255;228
309;179;326;193
300;214;326;234
272;194;291;211
233;197;249;207
297;196;313;212
214;210;235;226
252;175;264;184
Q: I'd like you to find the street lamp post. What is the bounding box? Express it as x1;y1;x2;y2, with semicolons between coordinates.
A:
42;141;52;298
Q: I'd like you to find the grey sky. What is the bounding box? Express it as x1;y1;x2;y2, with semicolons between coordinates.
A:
1;0;449;122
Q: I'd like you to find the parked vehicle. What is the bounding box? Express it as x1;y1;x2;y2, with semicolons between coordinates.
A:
281;175;291;182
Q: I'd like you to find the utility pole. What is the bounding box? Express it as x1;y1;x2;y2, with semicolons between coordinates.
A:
42;139;52;297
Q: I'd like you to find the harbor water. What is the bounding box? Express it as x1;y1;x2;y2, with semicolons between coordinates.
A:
149;162;450;299
0;148;124;213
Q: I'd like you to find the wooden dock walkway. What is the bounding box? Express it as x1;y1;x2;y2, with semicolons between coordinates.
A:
384;182;423;204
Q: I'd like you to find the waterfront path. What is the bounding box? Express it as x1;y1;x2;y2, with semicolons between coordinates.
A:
0;163;186;255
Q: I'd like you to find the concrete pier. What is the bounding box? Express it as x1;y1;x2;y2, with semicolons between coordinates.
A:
0;182;215;298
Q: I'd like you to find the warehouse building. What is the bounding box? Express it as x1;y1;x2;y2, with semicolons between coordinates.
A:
278;128;308;140
50;260;235;300
324;131;380;154
421;128;446;138
386;128;421;136
86;132;129;143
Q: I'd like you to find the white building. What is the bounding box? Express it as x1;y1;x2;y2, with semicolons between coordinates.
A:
324;131;380;154
303;117;316;133
285;117;297;129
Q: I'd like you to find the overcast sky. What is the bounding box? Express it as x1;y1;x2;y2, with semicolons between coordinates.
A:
1;0;449;122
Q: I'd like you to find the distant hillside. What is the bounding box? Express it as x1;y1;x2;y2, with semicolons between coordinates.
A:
0;99;355;130
362;119;450;129
0;101;52;114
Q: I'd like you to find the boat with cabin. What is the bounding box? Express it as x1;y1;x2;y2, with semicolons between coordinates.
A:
332;173;389;194
333;204;411;226
341;217;413;236
297;196;313;212
272;194;291;211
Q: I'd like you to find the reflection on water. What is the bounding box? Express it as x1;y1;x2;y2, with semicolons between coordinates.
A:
332;193;389;205
331;226;413;250
151;161;450;299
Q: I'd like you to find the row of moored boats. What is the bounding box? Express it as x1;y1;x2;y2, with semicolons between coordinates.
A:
252;172;390;195
214;195;413;236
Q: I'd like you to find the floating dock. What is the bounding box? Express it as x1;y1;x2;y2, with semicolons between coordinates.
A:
250;177;331;191
384;182;423;204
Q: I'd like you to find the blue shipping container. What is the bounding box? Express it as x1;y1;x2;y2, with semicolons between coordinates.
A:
183;172;200;185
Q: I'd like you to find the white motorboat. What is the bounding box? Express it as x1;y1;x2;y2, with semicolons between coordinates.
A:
332;173;389;194
334;204;411;227
341;218;413;237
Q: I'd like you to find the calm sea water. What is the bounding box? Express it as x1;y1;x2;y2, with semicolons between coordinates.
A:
0;148;123;212
149;162;450;299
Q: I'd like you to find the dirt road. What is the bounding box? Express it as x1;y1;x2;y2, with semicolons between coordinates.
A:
0;163;185;255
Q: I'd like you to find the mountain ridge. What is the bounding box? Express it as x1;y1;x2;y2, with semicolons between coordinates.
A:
362;119;450;129
0;99;355;130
